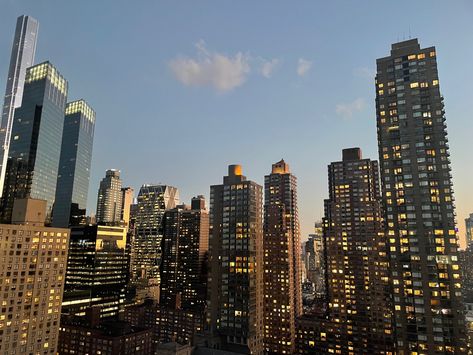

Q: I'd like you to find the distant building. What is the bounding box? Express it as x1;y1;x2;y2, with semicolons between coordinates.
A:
156;342;193;355
52;100;95;227
96;169;122;224
0;198;69;354
200;165;264;355
466;213;473;246
124;300;203;346
1;62;68;223
58;308;153;355
0;15;38;197
130;184;179;281
160;197;209;310
263;159;302;354
121;186;134;226
62;225;128;318
304;223;324;296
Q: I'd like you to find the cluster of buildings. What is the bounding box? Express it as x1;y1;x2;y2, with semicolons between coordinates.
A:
0;13;472;355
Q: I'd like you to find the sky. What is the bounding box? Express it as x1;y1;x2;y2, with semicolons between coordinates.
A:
0;1;472;246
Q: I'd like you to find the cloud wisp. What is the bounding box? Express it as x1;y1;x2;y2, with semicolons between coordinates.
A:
169;40;250;92
335;98;366;119
260;58;280;78
297;58;312;77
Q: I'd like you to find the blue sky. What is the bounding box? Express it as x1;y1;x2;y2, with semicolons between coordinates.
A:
1;1;472;245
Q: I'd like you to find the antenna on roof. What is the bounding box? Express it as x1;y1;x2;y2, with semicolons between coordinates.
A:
409;25;412;39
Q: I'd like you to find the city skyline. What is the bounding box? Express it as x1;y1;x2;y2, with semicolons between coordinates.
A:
0;2;472;246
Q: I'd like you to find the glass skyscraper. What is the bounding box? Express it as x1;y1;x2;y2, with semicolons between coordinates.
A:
0;62;68;223
376;39;466;353
52;100;95;227
130;184;179;280
0;15;38;198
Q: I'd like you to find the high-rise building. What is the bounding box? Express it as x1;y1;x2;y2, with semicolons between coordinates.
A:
376;39;467;353
130;184;179;280
62;225;128;318
96;169;122;224
304;225;324;296
320;148;393;353
0;15;38;197
121;186;134;226
0;62;68;223
203;165;264;355
160;197;209;310
466;213;473;247
263;159;301;354
0;198;69;355
52;100;95;227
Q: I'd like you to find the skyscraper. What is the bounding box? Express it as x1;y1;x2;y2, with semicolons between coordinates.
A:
0;15;38;197
263;159;302;354
0;198;69;355
52;100;95;227
121;186;134;227
304;224;325;298
203;165;263;355
466;213;473;247
96;169;122;224
376;39;466;353
62;225;128;319
160;197;209;310
0;62;68;223
322;148;393;353
130;184;179;280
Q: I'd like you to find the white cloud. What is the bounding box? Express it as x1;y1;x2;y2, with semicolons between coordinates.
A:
260;58;280;78
335;98;366;119
169;40;250;92
353;67;376;79
297;58;312;77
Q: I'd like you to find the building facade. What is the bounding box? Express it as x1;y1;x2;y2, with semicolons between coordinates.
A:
322;148;394;353
376;39;467;353
58;310;153;355
0;15;38;197
62;225;128;319
204;165;264;354
160;197;209;310
52;100;95;227
466;213;473;247
0;199;69;354
96;169;122;224
0;62;68;223
130;184;179;281
121;186;134;227
263;159;302;354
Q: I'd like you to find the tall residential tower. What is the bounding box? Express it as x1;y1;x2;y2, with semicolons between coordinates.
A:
204;165;264;355
263;159;302;354
376;39;466;353
322;148;393;353
0;15;38;197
